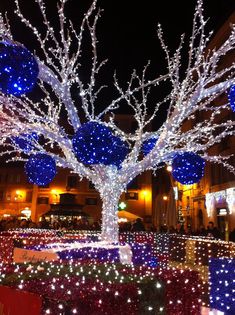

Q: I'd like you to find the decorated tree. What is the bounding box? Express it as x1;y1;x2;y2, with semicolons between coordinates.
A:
0;0;234;243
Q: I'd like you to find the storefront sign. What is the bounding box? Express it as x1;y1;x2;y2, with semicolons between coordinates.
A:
13;248;58;263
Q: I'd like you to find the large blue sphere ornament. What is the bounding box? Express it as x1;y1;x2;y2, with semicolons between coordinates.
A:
228;85;235;112
172;152;205;185
142;137;158;156
25;153;56;186
0;42;39;96
12;132;38;153
72;122;129;167
109;135;129;167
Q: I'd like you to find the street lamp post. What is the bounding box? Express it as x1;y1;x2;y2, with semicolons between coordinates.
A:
166;165;179;227
163;195;168;226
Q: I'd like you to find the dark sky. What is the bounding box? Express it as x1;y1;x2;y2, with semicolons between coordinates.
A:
0;0;234;123
1;0;234;76
98;0;235;78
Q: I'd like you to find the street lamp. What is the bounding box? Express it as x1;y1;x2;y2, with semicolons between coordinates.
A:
15;190;22;199
166;165;172;172
162;195;168;225
166;165;180;224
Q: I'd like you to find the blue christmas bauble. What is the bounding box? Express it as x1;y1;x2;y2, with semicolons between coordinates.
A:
0;42;39;96
228;85;235;112
172;152;205;185
12;132;38;153
72;122;129;167
25;153;56;186
109;135;129;167
141;137;158;156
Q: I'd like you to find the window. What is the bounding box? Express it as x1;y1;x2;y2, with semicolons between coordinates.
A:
8;174;15;183
39;184;49;188
6;174;21;184
178;190;183;202
85;198;97;205
37;197;49;204
16;174;21;184
67;176;78;189
125;192;138;200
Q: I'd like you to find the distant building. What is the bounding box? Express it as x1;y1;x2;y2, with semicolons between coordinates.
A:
171;11;235;239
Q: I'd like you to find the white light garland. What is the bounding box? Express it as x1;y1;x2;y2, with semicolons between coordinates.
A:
226;188;235;215
205;193;216;217
206;188;235;216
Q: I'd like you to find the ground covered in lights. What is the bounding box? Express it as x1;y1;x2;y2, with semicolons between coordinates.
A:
0;261;201;315
0;229;234;315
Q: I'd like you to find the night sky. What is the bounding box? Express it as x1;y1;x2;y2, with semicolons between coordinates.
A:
0;0;234;124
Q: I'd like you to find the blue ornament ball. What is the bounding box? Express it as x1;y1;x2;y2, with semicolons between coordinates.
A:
172;152;205;185
12;132;38;153
72;122;129;167
228;85;235;112
0;42;39;96
109;135;129;167
141;137;158;156
25;153;56;186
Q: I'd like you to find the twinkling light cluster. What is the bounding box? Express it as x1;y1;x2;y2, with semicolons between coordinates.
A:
24;153;57;186
161;234;235;307
0;0;234;243
0;42;38;95
141;137;158;156
11;132;39;153
209;258;235;313
72;121;128;167
172;152;205;185
23;240;154;266
0;258;201;315
167;234;233;266
228;85;235;112
0;260;165;315
1;229;235;311
154;232;234;307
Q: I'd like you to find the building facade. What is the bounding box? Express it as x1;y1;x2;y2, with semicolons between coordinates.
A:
156;11;235;239
0;165;152;224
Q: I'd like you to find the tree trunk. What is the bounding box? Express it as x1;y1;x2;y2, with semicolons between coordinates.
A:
100;188;122;244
